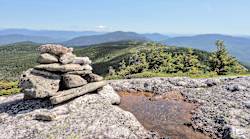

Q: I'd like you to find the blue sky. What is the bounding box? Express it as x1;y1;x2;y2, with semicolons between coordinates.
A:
0;0;250;35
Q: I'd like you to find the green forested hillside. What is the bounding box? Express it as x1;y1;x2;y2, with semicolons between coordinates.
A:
0;41;148;80
0;42;39;80
0;41;248;81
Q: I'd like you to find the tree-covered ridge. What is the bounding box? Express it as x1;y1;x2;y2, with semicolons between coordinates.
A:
111;41;247;78
0;41;248;81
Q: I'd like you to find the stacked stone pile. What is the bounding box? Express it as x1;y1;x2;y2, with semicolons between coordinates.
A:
20;44;106;104
0;46;157;138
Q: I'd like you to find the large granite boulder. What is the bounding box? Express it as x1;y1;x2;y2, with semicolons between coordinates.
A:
19;69;61;99
62;74;87;89
37;53;58;64
34;63;85;72
38;44;73;56
0;86;157;139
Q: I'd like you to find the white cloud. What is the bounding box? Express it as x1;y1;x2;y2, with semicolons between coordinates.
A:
96;25;107;30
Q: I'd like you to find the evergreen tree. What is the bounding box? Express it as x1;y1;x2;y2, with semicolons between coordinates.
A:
147;46;166;71
209;40;247;75
118;60;126;71
160;53;175;73
183;48;203;74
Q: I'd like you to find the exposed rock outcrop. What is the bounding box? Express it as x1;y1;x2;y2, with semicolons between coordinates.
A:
0;86;156;139
110;77;250;139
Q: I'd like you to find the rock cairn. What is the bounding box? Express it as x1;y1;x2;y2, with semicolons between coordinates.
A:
19;44;106;104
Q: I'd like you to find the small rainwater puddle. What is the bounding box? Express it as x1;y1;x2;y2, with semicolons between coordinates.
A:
118;91;211;139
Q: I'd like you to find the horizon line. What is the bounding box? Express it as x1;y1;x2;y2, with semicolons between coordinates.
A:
0;27;250;37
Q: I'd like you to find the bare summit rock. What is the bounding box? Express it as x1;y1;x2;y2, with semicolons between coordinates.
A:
59;53;76;64
37;53;58;64
73;57;92;65
19;69;61;99
0;93;157;139
63;74;87;89
38;44;73;56
34;63;85;72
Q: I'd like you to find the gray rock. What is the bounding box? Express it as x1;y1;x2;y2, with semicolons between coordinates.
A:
244;101;250;108
227;126;250;139
19;69;61;99
84;73;103;82
38;44;73;56
73;57;92;65
37;53;58;64
34;63;85;72
59;53;76;64
50;81;108;104
34;110;57;121
227;84;246;92
98;85;120;105
66;70;92;76
204;79;221;87
0;93;156;139
63;74;87;89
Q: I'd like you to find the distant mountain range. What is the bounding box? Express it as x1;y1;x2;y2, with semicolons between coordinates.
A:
0;29;105;42
0;29;163;45
0;29;249;66
164;34;250;64
64;31;149;46
142;33;169;41
0;34;56;45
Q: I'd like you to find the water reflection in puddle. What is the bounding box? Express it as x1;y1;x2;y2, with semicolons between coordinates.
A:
118;91;211;139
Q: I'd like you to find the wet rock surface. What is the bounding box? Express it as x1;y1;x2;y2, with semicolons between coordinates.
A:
118;91;211;139
110;77;250;139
